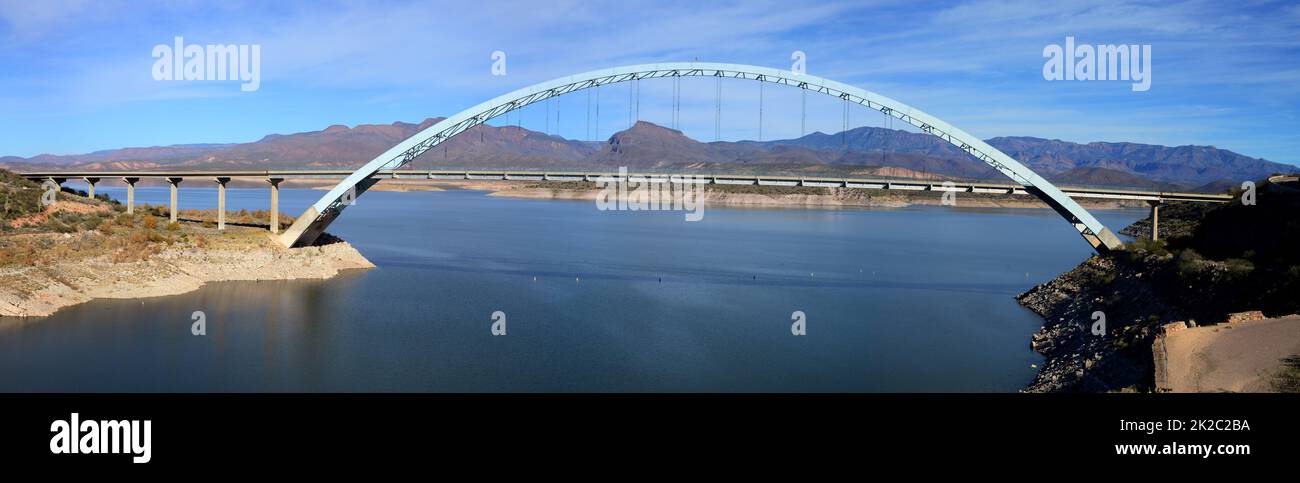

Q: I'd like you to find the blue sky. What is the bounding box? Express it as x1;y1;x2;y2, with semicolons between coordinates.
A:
1;0;1298;166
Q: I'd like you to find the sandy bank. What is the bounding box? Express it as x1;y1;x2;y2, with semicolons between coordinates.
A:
0;239;373;318
1154;314;1300;392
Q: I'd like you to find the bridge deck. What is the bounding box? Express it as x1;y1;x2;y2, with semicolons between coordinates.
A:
18;169;1233;203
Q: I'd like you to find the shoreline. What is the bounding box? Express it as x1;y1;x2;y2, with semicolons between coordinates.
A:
283;178;1149;211
0;233;373;318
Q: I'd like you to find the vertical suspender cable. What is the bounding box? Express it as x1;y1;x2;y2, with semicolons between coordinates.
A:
842;96;848;147
715;75;721;142
673;75;680;130
758;79;764;142
882;109;888;166
801;87;806;137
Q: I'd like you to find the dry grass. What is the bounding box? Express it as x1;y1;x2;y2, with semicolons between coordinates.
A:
0;204;286;268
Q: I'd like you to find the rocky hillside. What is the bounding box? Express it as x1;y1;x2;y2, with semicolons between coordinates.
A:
1019;177;1300;392
0;170;45;221
1048;167;1186;191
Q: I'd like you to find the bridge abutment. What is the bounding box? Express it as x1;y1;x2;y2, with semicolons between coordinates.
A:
1149;201;1163;241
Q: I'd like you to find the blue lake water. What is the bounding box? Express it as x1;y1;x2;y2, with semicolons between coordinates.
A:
0;184;1143;392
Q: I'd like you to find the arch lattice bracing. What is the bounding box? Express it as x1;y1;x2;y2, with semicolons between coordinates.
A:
278;62;1123;252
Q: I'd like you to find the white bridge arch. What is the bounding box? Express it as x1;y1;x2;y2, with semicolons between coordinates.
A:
278;62;1123;252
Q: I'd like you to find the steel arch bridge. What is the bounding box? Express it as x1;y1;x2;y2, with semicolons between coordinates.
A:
278;62;1123;252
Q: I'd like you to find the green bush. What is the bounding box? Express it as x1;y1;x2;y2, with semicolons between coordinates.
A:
1126;237;1169;256
1176;249;1207;277
1223;258;1254;275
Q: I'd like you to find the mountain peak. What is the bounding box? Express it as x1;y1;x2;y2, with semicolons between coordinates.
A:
604;120;686;143
607;121;695;146
629;120;682;134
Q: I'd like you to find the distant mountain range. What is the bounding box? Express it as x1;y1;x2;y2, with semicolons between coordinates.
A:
3;118;1294;192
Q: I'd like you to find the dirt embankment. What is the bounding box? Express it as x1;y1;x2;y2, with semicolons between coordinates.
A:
0;171;372;318
0;231;372;317
1154;314;1300;392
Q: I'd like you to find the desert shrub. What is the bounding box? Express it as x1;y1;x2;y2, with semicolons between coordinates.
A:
0;241;41;266
1126;237;1169;256
1223;257;1254;274
1270;356;1300;393
96;219;115;235
80;216;102;231
1078;263;1116;286
48;218;77;233
166;221;180;232
114;230;157;263
142;215;159;230
1176;249;1207;277
0;179;44;221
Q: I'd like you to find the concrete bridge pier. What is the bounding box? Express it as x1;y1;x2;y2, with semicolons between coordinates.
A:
82;177;99;198
268;177;284;233
166;177;183;223
1148;201;1163;241
122;177;139;214
214;177;230;230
